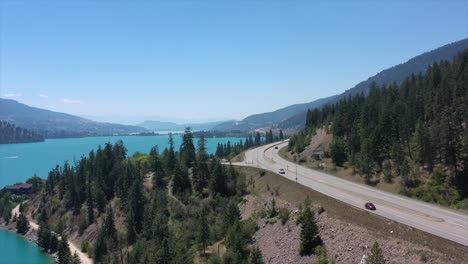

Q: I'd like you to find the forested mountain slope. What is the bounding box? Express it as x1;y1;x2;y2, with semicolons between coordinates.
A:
0;120;45;144
0;99;146;138
1;131;265;263
289;50;468;208
214;38;468;132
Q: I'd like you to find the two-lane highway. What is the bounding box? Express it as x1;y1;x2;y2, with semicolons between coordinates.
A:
233;141;468;247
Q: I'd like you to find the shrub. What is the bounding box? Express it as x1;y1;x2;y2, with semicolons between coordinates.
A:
267;199;278;218
241;219;258;242
278;207;290;225
81;241;89;253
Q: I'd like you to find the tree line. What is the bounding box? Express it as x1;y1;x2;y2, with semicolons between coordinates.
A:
215;129;285;159
289;50;468;208
0;121;45;144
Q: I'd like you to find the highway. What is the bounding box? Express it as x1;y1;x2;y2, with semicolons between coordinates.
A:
234;141;468;247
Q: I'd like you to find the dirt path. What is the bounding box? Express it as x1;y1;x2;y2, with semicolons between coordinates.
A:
11;202;93;264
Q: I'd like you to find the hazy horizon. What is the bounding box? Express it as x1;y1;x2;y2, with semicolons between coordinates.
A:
1;1;467;120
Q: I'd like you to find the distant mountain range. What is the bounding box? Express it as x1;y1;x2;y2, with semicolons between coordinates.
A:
0;99;147;138
213;38;468;131
136;120;229;131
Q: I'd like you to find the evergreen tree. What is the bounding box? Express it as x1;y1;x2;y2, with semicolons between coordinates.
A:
58;237;72;264
210;159;227;195
249;246;264;264
194;135;210;193
86;176;94;225
366;241;385;264
180;127;196;168
49;233;59;253
38;224;51;252
150;146;167;189
167;133;176;172
16;212;30;235
197;206;210;255
330;136;348;166
299;207;321;255
103;206;117;242
255;132;261;146
71;252;81;264
127;177;146;243
172;162;192;197
279;130;284;140
94;230;107;263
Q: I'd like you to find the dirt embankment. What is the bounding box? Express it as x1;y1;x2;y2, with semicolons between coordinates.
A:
236;166;468;264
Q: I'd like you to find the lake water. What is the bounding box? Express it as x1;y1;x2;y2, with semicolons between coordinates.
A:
0;229;53;263
0;135;241;188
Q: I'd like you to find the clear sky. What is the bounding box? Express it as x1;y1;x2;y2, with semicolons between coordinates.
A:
1;0;467;123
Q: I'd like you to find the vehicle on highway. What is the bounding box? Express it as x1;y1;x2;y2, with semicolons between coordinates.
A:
365;202;376;210
278;168;285;174
275;146;278;149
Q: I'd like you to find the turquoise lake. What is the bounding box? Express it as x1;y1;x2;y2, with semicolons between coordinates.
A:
0;229;52;263
0;135;242;188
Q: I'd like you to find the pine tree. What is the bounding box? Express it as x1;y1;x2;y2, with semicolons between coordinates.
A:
71;252;81;264
58;237;72;264
38;224;51;252
49;233;59;253
279;130;284;140
150;146;166;189
172;162;192;197
330;136;348;166
167;133;176;172
103;206;117;242
366;241;385;264
299;207;321;255
16;212;30;235
127;177;146;243
86;177;94;225
94;230;107;263
210;159;227;195
180;127;196;168
197;207;210;255
255;132;261;146
249;246;264;264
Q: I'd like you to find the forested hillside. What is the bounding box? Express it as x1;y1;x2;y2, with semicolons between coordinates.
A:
8;129;267;263
0;121;45;144
215;38;468;132
289;50;468;208
0;99;146;138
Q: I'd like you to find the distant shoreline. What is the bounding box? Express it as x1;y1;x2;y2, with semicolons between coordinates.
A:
0;132;247;145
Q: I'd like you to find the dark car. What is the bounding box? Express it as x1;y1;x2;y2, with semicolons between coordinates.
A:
275;146;278;149
365;202;376;210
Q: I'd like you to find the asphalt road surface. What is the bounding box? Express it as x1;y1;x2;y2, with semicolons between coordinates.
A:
233;141;468;247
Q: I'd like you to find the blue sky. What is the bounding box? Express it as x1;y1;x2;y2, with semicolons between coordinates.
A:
1;1;467;123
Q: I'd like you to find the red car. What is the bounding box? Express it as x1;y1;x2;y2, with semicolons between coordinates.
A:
365;202;376;210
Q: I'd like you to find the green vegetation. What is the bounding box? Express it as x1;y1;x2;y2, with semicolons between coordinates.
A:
0;192;15;224
16;207;30;235
314;245;333;264
289;50;468;207
0;120;44;144
366;241;385;264
297;205;322;256
215;129;285;160
13;128;262;263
